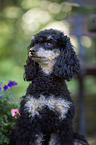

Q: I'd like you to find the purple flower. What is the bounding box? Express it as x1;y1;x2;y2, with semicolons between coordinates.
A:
8;81;13;87
11;81;18;86
3;85;8;90
0;95;3;97
0;87;1;91
8;81;17;88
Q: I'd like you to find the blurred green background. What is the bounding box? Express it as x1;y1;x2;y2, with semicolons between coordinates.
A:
0;0;96;140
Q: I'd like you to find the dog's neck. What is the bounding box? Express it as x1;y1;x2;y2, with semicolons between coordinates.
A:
26;74;69;97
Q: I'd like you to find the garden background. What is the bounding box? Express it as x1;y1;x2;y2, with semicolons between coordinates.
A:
0;0;96;144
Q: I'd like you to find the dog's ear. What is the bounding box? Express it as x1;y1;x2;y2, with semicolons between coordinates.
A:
24;57;38;81
53;38;80;81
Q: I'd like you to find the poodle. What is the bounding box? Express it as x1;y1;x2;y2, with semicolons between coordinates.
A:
9;29;89;145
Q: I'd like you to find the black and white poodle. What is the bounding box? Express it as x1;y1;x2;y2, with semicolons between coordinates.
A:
10;29;88;145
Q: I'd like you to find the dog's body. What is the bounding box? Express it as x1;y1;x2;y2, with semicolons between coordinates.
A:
10;29;88;145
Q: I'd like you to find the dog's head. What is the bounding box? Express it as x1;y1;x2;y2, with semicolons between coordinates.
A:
24;29;80;81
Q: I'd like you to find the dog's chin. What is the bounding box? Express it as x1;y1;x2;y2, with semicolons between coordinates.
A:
28;52;40;61
29;55;47;64
31;57;42;62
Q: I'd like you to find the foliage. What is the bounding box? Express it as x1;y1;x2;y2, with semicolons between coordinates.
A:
0;80;19;145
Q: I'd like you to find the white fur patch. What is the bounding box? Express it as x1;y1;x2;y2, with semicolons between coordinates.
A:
25;95;71;119
29;47;60;74
37;48;60;61
35;134;44;144
47;35;53;40
49;134;57;145
31;36;35;41
39;60;55;74
37;48;60;74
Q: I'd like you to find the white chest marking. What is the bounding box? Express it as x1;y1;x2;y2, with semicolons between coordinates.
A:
25;95;71;119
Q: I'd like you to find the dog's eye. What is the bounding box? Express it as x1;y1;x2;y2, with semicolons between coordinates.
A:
46;42;52;47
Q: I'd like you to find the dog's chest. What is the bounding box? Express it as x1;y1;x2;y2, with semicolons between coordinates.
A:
25;95;71;119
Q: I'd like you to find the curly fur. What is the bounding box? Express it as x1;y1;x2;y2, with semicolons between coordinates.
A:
9;29;88;145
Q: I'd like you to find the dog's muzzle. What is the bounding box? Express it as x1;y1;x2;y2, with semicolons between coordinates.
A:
29;48;36;57
29;48;43;62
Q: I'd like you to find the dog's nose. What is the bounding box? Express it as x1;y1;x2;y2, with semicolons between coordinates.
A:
29;49;36;55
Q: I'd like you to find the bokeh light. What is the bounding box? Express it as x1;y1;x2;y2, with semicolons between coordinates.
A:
22;8;51;33
48;2;61;14
3;6;22;18
61;2;72;13
44;21;70;35
81;36;92;48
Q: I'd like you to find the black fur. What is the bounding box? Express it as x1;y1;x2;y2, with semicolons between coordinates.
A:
9;29;88;145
